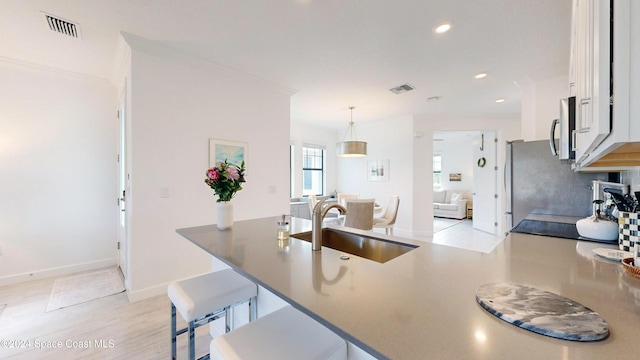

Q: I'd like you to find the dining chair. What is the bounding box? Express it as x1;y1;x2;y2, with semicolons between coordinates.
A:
344;199;375;230
337;193;359;207
373;195;400;235
336;193;359;224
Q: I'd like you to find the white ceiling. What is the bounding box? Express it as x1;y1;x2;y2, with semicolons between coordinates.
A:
0;0;572;130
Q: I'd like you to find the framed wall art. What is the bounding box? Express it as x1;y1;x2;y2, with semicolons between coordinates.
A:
209;139;248;167
367;159;390;182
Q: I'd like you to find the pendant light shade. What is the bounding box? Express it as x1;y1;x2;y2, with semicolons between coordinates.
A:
336;106;367;157
336;141;367;157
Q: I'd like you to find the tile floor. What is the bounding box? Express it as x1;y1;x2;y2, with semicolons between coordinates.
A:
409;218;506;254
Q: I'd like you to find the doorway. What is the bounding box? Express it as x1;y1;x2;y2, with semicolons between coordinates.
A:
432;130;498;235
117;85;128;281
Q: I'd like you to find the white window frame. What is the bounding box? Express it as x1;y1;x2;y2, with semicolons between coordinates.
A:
433;153;442;188
302;144;325;196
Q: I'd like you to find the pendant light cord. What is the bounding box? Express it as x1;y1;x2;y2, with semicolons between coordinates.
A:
343;106;359;141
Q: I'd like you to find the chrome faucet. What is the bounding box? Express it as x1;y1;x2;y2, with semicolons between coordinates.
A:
311;198;347;251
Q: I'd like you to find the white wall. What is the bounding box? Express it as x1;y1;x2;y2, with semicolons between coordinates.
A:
336;115;415;235
521;74;569;141
123;35;293;301
333;114;520;237
621;168;640;193
290;121;338;198
0;61;117;285
433;136;476;195
413;114;521;236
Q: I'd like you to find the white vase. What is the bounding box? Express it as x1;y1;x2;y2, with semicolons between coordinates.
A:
216;201;234;230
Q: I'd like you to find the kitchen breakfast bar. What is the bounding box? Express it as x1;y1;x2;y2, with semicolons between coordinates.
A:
176;216;639;359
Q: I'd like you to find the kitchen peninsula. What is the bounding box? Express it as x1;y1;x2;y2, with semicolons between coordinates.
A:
177;217;639;359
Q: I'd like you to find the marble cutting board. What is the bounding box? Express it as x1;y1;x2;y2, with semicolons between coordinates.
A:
476;283;609;341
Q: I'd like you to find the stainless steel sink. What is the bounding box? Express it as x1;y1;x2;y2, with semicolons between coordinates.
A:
291;228;417;263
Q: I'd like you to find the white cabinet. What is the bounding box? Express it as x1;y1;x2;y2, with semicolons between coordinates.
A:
574;0;640;170
289;203;299;218
572;0;612;164
290;202;311;220
568;2;577;98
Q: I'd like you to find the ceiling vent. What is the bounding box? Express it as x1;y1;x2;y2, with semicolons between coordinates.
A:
389;84;415;95
42;12;80;38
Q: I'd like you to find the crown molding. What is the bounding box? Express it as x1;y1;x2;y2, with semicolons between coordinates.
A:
120;32;297;97
0;56;111;86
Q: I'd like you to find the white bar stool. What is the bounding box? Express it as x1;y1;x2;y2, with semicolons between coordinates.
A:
168;269;258;360
210;306;347;360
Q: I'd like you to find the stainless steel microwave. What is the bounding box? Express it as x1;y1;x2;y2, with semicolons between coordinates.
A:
550;96;576;161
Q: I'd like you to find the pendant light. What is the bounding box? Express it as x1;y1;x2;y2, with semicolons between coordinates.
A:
336;106;367;157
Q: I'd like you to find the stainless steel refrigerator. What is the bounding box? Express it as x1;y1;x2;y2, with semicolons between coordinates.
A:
505;140;610;238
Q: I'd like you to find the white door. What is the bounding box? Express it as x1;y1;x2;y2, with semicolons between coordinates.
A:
472;131;497;234
117;87;128;280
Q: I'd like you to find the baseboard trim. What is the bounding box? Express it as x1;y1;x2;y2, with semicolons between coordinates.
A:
126;271;211;303
126;283;168;303
0;258;117;287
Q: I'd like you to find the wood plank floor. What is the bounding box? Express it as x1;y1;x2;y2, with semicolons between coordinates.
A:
0;275;212;359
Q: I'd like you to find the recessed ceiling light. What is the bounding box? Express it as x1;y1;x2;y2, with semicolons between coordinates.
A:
495;98;505;103
433;21;453;34
474;72;488;79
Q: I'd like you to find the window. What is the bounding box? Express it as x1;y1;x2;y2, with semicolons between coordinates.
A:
302;145;325;196
433;154;442;187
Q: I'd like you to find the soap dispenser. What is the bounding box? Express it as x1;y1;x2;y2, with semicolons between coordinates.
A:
277;214;289;240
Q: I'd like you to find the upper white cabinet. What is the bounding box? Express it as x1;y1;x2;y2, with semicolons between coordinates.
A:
568;2;577;98
572;0;612;163
573;0;640;170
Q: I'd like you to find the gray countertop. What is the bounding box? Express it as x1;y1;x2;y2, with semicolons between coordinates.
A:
176;216;640;360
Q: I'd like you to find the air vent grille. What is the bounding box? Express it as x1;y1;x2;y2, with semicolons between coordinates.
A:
43;12;80;38
389;84;415;95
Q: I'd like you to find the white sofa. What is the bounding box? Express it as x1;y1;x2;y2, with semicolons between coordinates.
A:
433;189;469;219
